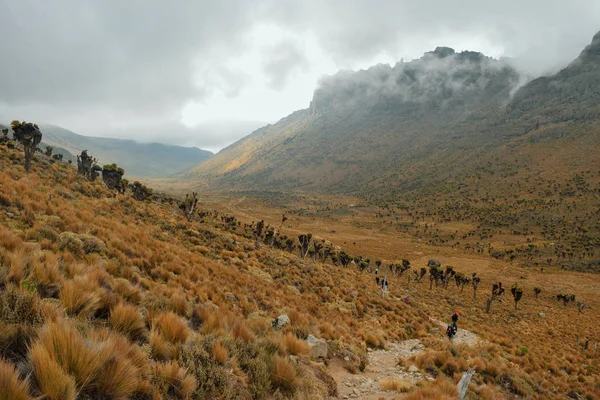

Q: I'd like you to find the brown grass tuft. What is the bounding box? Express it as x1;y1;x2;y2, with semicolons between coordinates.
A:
212;341;228;364
281;332;310;356
110;302;148;342
0;358;33;400
152;361;197;399
149;329;175;361
59;278;100;317
153;311;190;344
29;342;77;400
271;355;298;395
380;377;411;392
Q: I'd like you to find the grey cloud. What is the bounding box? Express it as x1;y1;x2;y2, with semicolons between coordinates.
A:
261;0;600;76
262;40;308;90
1;0;599;150
0;0;256;113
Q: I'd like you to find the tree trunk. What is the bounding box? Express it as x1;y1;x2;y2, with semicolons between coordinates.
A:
485;298;493;313
24;146;32;172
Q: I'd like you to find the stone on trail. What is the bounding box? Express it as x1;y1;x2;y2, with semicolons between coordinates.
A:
408;365;419;373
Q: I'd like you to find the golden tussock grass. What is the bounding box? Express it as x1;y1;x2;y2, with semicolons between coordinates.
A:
59;277;100;317
149;329;175;361
29;342;77;400
0;358;32;400
380;377;411;392
152;361;197;399
110;302;148;342
271;355;299;395
280;332;310;356
153;311;189;344
212;341;228;364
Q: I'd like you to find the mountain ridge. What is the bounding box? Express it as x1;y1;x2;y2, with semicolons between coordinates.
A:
29;123;213;178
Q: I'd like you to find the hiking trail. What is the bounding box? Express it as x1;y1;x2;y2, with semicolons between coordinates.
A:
330;324;480;399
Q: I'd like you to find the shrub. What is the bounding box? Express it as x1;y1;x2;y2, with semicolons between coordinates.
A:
79;234;106;254
0;285;43;325
178;338;234;398
110;302;148;342
0;358;32;400
57;232;83;255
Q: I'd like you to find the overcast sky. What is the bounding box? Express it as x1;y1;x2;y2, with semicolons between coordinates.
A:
1;1;599;152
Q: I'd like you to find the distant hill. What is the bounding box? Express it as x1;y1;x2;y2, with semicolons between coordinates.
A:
36;124;213;178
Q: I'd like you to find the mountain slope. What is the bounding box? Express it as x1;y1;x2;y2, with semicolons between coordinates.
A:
38;124;213;178
187;33;600;197
187;47;521;192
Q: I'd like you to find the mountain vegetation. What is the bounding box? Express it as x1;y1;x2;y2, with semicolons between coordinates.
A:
178;31;600;273
0;136;598;399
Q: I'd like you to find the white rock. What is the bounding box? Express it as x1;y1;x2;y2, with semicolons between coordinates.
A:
271;314;290;330
307;334;328;359
408;365;419;373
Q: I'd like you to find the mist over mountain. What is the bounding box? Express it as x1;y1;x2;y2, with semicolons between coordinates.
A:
181;31;600;199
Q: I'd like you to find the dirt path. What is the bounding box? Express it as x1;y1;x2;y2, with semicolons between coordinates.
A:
330;327;480;399
433;319;479;346
330;339;428;400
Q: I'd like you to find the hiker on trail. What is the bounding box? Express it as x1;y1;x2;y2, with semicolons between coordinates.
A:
376;276;380;286
451;312;459;329
381;276;388;296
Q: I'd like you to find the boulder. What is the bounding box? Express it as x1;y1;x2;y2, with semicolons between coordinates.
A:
272;314;290;330
408;365;419;373
307;334;328;359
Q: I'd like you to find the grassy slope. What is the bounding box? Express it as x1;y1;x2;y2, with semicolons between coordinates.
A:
1;144;599;399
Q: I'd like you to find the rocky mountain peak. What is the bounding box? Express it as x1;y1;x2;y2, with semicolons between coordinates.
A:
576;30;600;61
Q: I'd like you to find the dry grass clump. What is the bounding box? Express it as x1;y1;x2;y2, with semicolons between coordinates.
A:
152;360;197;399
271;355;299;395
0;358;32;400
153;311;190;344
404;376;458;399
149;329;175;361
110;302;148;342
29;343;77;400
280;332;310;355
380;377;411;392
59;278;100;317
212;341;228;364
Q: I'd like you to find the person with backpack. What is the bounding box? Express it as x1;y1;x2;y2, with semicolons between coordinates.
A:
451;312;459;330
